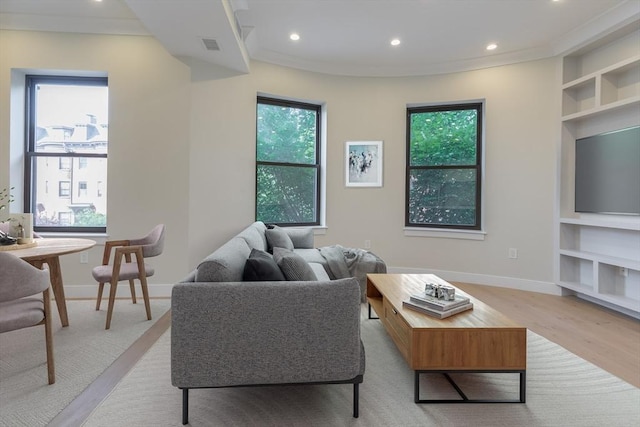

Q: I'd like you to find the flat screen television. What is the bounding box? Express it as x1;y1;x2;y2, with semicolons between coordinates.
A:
575;126;640;216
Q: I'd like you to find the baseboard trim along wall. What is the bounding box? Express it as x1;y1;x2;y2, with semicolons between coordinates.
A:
64;284;175;299
387;266;561;296
64;266;560;299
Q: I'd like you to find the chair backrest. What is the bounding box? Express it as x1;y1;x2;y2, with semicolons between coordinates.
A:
0;252;50;302
129;224;165;258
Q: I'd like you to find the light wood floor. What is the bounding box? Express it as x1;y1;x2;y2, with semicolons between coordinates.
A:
455;283;640;388
49;286;640;426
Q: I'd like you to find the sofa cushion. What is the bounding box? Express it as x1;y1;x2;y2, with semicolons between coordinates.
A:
265;226;295;252
293;248;327;265
285;228;314;249
308;262;330;281
196;237;251;282
273;247;317;281
237;222;268;251
243;249;286;281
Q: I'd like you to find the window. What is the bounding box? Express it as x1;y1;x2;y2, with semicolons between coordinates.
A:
406;102;483;230
25;75;108;233
59;157;71;170
255;96;321;226
59;181;70;198
78;181;88;197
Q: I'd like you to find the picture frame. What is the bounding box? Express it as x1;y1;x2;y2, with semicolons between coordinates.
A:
345;141;383;187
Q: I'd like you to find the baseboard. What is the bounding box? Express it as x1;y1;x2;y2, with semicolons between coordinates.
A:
63;268;560;299
64;284;174;299
386;266;561;295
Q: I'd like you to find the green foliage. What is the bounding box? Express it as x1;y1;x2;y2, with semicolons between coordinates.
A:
74;208;106;227
257;103;316;164
409;109;477;166
408;169;476;226
408;107;479;226
0;187;14;212
257;165;317;224
256;101;319;224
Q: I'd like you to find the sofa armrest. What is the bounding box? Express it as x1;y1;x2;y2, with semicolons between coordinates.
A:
171;277;363;389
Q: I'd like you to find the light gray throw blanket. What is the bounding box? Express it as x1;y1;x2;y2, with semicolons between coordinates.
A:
318;245;387;301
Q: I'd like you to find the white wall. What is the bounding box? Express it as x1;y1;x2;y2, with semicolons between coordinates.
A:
189;59;559;292
0;30;192;291
1;29;559;295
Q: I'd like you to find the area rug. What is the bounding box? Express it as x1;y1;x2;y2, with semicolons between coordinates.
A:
0;298;171;427
82;305;640;427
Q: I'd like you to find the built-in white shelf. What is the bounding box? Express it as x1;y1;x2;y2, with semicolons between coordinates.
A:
559;217;640;231
557;26;640;317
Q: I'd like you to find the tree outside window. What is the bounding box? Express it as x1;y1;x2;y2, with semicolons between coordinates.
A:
255;96;321;226
406;103;483;229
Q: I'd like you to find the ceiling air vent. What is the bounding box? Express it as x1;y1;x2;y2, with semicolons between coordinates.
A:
202;38;220;51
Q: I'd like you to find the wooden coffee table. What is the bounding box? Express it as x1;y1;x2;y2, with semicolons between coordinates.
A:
366;274;527;403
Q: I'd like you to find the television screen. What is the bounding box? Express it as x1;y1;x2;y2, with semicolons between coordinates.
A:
575;126;640;215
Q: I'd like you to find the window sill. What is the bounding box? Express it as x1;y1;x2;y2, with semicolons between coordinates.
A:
404;227;486;241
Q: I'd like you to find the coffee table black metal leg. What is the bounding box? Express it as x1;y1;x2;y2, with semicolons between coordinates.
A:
368;303;379;319
414;370;526;404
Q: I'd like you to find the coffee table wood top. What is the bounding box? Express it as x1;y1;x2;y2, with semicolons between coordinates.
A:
367;273;522;329
367;274;526;371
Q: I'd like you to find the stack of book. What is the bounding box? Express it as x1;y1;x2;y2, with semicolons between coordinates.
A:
402;293;473;319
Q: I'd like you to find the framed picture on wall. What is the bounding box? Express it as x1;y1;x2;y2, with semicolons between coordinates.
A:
345;141;383;187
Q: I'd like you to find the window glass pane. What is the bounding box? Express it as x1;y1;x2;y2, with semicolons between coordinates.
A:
256;165;317;224
27;76;108;232
33;156;107;228
409;109;477;166
34;84;108;154
257;103;316;164
408;169;477;226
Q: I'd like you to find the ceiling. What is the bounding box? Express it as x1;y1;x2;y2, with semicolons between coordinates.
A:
1;0;639;77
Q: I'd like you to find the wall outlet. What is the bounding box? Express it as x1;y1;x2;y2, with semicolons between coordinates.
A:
508;248;518;259
80;252;88;264
364;240;371;249
619;267;628;277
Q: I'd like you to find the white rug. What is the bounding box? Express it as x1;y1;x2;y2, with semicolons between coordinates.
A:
0;298;171;427
82;305;640;426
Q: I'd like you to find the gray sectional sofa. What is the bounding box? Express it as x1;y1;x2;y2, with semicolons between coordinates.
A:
171;221;386;424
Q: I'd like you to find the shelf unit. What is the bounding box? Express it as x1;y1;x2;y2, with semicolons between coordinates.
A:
557;25;640;317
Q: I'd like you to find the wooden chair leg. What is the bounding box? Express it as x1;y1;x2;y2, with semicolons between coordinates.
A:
105;279;119;330
129;279;137;304
43;288;55;384
140;276;152;321
96;282;105;310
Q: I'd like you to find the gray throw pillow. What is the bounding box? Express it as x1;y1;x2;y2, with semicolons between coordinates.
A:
285;228;314;249
265;226;295;252
243;248;286;281
272;247;318;281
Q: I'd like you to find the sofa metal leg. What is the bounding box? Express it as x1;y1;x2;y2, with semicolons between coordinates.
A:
182;388;189;425
353;383;359;418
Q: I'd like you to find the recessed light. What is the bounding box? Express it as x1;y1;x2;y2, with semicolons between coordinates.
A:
390;38;401;46
290;33;300;41
486;43;498;51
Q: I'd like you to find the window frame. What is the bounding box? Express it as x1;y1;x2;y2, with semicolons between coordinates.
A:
405;102;483;230
255;96;322;227
24;74;108;233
